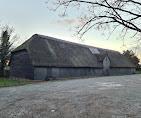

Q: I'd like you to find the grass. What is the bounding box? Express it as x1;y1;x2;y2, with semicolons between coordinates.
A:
136;71;141;74
0;79;35;87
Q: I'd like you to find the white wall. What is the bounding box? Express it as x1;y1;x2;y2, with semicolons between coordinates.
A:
103;55;111;75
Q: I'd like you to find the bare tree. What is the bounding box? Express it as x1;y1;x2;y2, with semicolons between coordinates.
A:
47;0;141;41
130;44;141;62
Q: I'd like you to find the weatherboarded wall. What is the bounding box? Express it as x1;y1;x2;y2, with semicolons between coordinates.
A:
10;50;34;79
109;68;136;75
34;67;136;80
34;67;103;80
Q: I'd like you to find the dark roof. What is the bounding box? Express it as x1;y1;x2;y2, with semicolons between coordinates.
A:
96;54;107;62
13;34;136;68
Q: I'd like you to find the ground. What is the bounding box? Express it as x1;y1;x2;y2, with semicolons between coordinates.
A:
0;74;141;118
0;79;34;87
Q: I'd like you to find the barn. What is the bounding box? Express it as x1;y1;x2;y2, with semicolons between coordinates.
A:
10;34;136;80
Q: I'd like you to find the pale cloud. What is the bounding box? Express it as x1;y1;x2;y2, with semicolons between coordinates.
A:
78;19;85;24
52;18;75;26
65;18;75;24
52;18;85;26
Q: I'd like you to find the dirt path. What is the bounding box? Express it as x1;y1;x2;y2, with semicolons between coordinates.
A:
0;74;141;118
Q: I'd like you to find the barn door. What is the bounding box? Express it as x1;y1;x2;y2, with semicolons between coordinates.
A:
103;55;110;75
52;68;59;78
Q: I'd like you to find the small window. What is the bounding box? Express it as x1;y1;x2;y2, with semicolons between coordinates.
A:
89;47;100;54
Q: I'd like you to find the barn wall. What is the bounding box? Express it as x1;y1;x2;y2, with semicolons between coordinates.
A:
109;68;136;75
33;67;136;80
34;67;47;80
34;67;103;80
58;68;103;78
10;50;34;79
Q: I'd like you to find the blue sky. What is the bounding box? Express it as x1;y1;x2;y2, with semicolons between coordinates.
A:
0;0;140;59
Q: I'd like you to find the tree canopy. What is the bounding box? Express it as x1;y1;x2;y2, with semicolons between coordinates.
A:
47;0;141;40
0;26;18;77
123;50;140;67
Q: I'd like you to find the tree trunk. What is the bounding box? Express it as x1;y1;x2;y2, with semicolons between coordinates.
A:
0;60;5;77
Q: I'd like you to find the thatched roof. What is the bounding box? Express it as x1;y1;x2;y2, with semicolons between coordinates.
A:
13;34;135;68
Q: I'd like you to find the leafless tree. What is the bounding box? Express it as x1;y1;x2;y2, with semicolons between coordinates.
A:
130;44;141;61
47;0;141;41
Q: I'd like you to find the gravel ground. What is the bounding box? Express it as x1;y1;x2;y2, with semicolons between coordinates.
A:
0;74;141;118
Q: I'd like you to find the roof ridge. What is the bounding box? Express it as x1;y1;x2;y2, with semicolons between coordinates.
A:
36;34;118;52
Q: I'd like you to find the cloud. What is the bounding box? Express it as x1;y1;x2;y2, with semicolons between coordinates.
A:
78;19;85;24
52;18;85;26
65;18;75;24
52;19;76;26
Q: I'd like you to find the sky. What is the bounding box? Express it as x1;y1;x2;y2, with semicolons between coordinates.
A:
0;0;140;62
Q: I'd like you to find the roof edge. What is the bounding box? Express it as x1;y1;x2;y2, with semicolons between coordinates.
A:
36;34;119;53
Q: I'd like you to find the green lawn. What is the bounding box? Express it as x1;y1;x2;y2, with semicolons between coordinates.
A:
0;79;34;87
136;71;141;74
